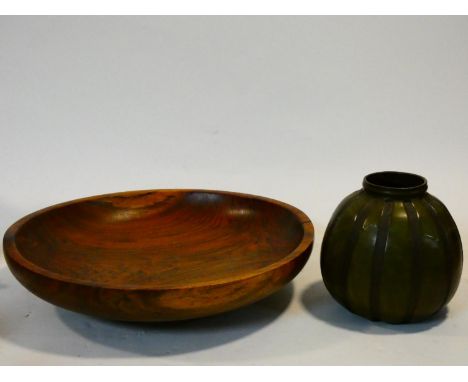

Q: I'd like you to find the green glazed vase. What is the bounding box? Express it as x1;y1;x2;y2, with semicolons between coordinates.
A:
321;171;463;324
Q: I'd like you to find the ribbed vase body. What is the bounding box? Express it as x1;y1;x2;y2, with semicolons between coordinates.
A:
321;172;463;324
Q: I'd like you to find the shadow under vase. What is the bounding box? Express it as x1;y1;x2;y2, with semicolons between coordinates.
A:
300;281;447;334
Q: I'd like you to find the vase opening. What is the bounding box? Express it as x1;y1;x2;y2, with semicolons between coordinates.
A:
363;171;428;197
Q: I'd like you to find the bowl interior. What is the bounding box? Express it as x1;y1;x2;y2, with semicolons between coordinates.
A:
13;191;306;288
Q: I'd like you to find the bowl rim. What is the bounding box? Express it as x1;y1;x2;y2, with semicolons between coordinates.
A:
3;189;314;291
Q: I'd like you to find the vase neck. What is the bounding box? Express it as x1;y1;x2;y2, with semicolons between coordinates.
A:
363;171;428;198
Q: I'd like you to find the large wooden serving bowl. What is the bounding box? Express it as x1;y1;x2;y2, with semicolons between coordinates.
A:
3;190;314;322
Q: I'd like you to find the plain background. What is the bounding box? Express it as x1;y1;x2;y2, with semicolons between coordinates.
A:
0;16;467;365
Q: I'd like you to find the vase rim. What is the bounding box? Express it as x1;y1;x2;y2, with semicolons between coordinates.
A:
363;171;428;197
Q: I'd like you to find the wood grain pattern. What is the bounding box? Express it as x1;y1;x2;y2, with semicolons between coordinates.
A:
3;189;313;321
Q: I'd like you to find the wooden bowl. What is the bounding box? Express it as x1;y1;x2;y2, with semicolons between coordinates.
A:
3;190;313;322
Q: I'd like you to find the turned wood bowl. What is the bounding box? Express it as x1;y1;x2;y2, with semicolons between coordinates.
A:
3;189;314;322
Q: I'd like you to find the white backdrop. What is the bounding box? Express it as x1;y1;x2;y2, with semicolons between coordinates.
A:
1;16;467;365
